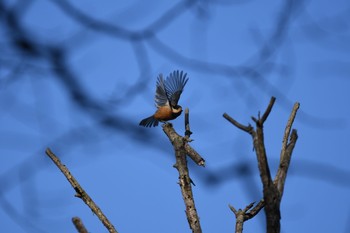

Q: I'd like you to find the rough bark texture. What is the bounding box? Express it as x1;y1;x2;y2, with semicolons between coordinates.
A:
224;97;300;233
163;123;202;233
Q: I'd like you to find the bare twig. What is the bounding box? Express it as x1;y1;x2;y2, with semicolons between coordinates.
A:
184;108;192;138
162;123;202;233
223;113;253;133
45;148;118;233
244;199;265;220
274;102;300;196
281;102;300;153
260;97;276;124
229;200;265;233
183;108;205;166
72;217;88;233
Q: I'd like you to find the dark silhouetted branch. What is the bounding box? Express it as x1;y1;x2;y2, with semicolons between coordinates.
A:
260;97;276;124
224;97;299;233
223;113;253;133
45;148;118;233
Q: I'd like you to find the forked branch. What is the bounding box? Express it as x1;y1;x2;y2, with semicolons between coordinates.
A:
229;200;265;233
162;108;204;233
224;97;300;233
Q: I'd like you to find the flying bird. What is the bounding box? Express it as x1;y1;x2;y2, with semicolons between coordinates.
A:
139;70;189;127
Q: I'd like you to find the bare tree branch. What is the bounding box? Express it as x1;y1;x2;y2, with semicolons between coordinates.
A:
260;97;276;124
72;217;88;233
45;148;118;233
229;200;265;233
224;97;299;233
223;113;253;133
274;102;300;196
183;108;205;166
184;108;193;138
281;102;300;152
162;123;203;233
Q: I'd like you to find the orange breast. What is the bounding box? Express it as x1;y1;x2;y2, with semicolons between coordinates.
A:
154;106;175;121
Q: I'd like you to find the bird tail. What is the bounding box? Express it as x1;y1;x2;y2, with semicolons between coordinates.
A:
139;116;159;127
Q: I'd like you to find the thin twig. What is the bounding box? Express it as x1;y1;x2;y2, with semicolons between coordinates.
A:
281;102;300;154
229;200;265;233
45;148;118;233
244;199;265;220
223;113;253;133
184;108;192;138
274;102;300;196
183;108;205;166
260;97;276;124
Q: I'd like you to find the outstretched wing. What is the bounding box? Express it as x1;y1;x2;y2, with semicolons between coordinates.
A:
154;74;169;107
164;70;188;107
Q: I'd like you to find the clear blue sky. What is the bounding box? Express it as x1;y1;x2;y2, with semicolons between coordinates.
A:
1;0;350;232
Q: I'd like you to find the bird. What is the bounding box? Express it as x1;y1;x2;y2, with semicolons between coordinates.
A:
139;70;189;127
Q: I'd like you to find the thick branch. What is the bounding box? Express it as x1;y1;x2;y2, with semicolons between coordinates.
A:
163;124;202;233
253;126;273;191
45;148;118;233
251;98;280;233
253;125;280;233
225;98;299;233
184;144;205;167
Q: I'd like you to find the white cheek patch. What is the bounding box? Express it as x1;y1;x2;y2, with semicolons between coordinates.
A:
172;107;182;113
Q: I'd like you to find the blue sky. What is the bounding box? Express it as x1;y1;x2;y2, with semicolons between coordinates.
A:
1;0;350;232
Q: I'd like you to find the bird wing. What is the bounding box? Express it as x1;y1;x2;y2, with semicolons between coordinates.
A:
154;74;169;107
164;70;189;107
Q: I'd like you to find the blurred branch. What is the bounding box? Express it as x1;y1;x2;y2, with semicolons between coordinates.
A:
52;0;195;40
72;217;88;233
162;118;204;233
224;97;299;233
45;148;118;233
